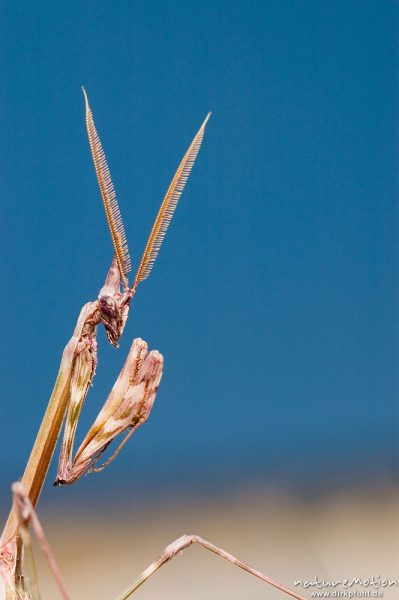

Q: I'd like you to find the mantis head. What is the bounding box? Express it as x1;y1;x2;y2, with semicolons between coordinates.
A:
83;88;210;347
98;258;133;347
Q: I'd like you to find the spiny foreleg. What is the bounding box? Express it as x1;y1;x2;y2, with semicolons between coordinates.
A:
55;328;98;486
56;338;163;485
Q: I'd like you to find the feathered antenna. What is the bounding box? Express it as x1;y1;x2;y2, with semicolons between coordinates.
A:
82;87;131;288
132;112;211;290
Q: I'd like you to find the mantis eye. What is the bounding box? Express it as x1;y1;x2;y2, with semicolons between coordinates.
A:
99;295;117;317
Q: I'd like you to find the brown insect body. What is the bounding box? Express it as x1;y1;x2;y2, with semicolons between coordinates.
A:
54;92;210;486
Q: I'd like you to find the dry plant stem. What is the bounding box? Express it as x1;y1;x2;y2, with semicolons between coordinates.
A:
1;398;65;595
1;370;72;543
11;483;70;600
113;534;307;600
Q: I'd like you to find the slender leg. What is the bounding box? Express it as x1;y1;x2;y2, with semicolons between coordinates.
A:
113;534;307;600
10;483;306;600
11;483;70;600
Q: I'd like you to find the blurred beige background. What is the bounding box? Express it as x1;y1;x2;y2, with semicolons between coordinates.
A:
21;484;399;599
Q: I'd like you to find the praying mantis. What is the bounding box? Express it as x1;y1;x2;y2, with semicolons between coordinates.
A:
0;90;306;600
55;89;211;486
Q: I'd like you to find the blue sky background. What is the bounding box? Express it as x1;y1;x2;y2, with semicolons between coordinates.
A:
0;1;397;508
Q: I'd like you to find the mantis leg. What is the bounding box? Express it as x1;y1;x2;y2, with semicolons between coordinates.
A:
58;339;163;485
0;303;98;600
11;483;70;600
55;334;98;486
10;483;306;600
113;535;307;600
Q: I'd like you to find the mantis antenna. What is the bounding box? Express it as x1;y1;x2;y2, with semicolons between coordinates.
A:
83;86;211;293
132;112;211;291
83;87;132;288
